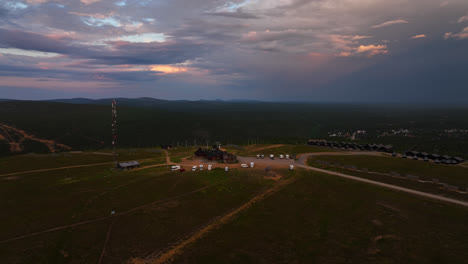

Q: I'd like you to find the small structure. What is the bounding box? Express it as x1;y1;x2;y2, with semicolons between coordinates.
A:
161;145;174;150
117;161;140;170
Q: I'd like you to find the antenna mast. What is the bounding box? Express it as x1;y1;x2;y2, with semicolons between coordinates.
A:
112;99;118;164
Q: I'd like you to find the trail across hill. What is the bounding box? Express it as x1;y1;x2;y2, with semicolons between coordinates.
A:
140;175;297;264
244;144;285;153
0;162;115;178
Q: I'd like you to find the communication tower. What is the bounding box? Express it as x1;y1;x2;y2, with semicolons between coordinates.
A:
112;99;118;164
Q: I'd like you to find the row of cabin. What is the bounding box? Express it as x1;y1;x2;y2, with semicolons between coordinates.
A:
404;151;464;165
194;147;238;163
308;140;393;153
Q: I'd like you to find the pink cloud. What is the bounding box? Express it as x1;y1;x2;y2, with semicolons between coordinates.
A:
372;19;408;28
356;44;388;56
444;26;468;40
411;34;426;39
0;76;118;91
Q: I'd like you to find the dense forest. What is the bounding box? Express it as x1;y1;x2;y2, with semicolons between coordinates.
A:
0;99;467;158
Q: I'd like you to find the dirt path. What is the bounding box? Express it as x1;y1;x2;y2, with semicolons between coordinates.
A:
163;150;173;164
98;218;116;264
141;175;297;264
0;157;162;178
245;144;284;153
296;164;468;208
0;162;116;178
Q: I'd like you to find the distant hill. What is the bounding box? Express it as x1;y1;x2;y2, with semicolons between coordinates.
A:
44;97;265;110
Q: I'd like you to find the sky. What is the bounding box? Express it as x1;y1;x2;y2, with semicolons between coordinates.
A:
0;0;468;102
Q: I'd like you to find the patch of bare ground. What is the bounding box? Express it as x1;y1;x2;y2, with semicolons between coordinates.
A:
130;175;296;264
4;176;19;180
367;234;401;255
0;123;71;153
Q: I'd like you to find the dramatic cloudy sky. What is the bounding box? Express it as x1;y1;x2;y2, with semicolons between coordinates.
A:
1;0;468;102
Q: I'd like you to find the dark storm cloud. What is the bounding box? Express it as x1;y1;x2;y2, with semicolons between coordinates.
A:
0;28;211;66
206;8;260;19
0;0;468;102
0;28;75;53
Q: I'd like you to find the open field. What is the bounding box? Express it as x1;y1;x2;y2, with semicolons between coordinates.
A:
172;170;468;264
0;156;277;263
2;145;468;263
307;154;468;188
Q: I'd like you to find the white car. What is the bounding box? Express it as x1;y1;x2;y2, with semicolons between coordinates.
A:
250;162;254;168
285;154;290;159
279;154;284;159
241;164;249;168
270;154;274;159
199;164;204;170
208;164;212;170
225;166;229;172
171;165;181;171
289;164;294;170
192;166;197;171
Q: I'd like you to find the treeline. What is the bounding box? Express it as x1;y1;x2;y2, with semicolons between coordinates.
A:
0;100;467;158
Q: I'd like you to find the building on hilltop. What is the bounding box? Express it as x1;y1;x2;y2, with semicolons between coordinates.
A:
194;147;238;163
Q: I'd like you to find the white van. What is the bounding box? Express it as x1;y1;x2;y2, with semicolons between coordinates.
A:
250;162;254;168
171;165;181;171
192;166;197;171
199;164;204;170
241;164;249;168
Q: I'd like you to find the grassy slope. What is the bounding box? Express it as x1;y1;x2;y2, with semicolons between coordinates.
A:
173;170;468;264
0;149;165;175
0;161;273;263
